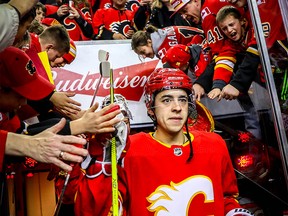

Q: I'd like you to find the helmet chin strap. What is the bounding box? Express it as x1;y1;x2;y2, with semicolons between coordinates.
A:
184;121;194;162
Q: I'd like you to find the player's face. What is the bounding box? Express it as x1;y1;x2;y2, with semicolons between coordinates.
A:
135;40;155;60
228;0;247;8
153;89;188;134
178;0;201;24
0;87;27;112
218;15;245;42
50;57;66;68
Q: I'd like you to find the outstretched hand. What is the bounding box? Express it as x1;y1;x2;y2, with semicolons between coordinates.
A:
50;91;82;116
29;118;88;171
70;103;122;135
193;83;205;101
219;84;240;100
208;88;221;101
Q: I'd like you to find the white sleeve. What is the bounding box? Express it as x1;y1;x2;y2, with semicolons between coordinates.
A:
0;4;19;52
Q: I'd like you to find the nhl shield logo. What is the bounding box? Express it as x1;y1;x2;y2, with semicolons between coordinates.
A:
174;147;183;156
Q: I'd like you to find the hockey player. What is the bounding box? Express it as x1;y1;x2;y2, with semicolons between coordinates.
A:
75;68;253;216
74;94;132;215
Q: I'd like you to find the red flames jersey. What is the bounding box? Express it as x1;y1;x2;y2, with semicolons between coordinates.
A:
45;4;93;41
152;26;204;60
92;7;135;39
245;0;287;48
75;131;240;215
201;0;242;85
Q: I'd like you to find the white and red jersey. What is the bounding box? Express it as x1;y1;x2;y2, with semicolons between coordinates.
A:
75;131;241;215
92;7;136;39
151;26;204;59
201;0;242;86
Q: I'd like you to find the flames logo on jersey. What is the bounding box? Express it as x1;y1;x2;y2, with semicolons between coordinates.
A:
147;176;214;215
125;0;140;12
63;17;77;31
110;21;132;38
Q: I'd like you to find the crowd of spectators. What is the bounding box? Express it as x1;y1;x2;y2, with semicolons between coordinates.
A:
0;0;287;215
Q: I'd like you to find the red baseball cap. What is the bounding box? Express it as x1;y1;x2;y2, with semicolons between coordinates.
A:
0;47;55;100
170;0;190;18
63;39;77;64
164;44;191;68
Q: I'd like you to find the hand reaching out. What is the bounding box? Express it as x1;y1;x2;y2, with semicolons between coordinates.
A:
208;88;221;101
6;118;88;172
193;83;205;101
69;103;122;135
50;91;81;116
219;84;240;100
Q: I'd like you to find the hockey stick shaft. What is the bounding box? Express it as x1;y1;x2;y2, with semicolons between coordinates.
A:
109;67;119;215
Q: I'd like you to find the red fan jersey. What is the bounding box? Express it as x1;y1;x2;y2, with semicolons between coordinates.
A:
45;4;93;41
245;0;287;49
151;26;204;59
92;7;136;39
201;0;242;86
75;131;241;215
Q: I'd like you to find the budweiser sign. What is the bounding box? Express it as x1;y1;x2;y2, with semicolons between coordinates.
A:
52;60;159;101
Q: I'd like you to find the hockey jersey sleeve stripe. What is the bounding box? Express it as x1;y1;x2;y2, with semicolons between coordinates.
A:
215;61;234;73
215;56;237;63
246;46;259;56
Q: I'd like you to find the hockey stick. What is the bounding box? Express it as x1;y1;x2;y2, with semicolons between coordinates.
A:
90;50;110;107
100;58;119;215
53;172;70;216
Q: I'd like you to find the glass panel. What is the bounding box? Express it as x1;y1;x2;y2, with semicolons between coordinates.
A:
208;0;288;214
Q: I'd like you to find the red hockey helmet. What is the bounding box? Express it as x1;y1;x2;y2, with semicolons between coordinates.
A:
63;39;77;64
144;68;195;120
163;44;190;69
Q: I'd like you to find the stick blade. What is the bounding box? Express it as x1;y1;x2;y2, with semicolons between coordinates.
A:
100;61;111;78
98;50;109;62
